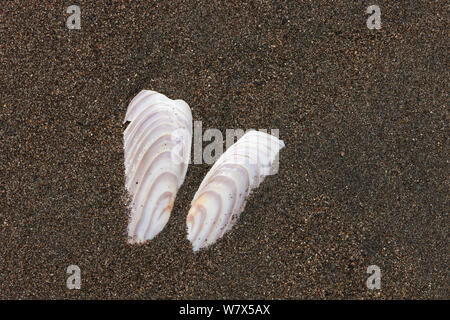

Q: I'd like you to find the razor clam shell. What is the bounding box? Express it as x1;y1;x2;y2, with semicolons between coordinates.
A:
186;130;284;251
124;90;192;244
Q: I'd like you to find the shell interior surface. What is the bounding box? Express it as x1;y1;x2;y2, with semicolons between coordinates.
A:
186;130;284;251
124;90;192;244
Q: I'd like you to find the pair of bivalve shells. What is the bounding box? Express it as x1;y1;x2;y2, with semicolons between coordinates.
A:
124;90;284;251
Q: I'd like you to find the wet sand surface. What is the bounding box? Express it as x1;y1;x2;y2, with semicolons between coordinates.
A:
0;1;448;299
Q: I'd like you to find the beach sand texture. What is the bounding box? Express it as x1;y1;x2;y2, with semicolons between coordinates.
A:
0;1;448;299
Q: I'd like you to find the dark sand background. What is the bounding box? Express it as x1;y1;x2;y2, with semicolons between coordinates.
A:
0;1;448;299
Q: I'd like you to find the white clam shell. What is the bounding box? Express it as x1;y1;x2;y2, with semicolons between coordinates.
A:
124;90;192;244
186;130;284;251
